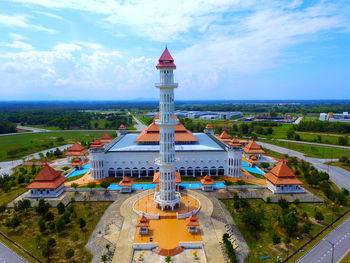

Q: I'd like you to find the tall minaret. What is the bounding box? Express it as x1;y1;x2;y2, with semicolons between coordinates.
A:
154;46;181;211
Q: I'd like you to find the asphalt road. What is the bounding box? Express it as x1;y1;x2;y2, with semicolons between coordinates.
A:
297;217;350;263
257;141;350;190
0;241;25;263
131;115;147;131
0;144;72;176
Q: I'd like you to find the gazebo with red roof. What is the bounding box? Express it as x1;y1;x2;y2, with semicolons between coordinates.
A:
65;139;88;162
200;174;215;191
118;176;133;193
26;161;66;198
90;138;104;148
71;157;83;169
243;138;265;160
264;158;304;194
229;137;242;148
204;123;215;135
185;212;200;233
100;131;113;144
215;129;231;143
136;213;150;235
117;124;128;136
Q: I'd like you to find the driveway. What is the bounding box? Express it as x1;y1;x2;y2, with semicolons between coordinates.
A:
0;241;25;263
131;115;147;131
297;217;350;263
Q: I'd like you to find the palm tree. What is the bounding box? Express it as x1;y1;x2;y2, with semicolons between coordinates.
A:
101;254;107;262
165;256;171;263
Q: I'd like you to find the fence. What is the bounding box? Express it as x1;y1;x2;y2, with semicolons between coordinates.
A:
179;241;203;248
283;208;350;262
0;230;42;262
133;242;158;249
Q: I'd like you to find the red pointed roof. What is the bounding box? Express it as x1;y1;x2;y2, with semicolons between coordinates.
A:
135;115;198;143
200;174;215;185
72;157;83;166
90;138;104;148
215;129;231;142
65;139;88;156
264;158;302;185
205;124;214;129
186;212;199;226
137;213;150;227
153;172;181;183
27;163;66;189
229;137;242;147
243;138;265;154
119;124;126;130
118;176;133;187
156;46;176;69
101;131;113;143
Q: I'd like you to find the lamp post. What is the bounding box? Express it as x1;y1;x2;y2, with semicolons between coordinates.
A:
324;239;335;263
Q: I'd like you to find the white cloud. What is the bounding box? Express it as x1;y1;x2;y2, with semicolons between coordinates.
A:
8;33;27;40
0;14;55;33
32;10;66;21
4;41;35;50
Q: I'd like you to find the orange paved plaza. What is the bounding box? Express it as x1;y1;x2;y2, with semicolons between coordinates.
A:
134;193;200;216
134;218;201;249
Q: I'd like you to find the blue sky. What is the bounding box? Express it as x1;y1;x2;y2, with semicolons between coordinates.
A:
0;0;349;100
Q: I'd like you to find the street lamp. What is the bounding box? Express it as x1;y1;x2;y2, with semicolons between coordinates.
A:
324;239;335;263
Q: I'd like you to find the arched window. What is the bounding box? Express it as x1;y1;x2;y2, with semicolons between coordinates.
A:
116;168;123;177
124;168;131;177
195;167;201;176
210;166;217;176
187;167;193;176
179;167;186;176
148;167;154;176
108;168;115;177
140;167;147;177
202;166;209;176
132;167;138;177
218;166;225;175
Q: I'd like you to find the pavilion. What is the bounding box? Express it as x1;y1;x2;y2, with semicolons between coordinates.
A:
90;138;104;148
243;138;265;160
65;139;88;162
100;131;113;144
26;162;66;198
200;174;215;191
264;158;304;194
215;129;231;143
71;157;83;169
118;175;133;193
136;214;150;235
185;212;200;233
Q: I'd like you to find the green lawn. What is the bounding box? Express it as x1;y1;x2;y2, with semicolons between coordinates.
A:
0;131;104;161
0;202;110;263
222;199;349;263
266;140;350;159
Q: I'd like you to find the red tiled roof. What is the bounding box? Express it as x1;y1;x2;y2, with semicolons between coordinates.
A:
119;124;126;130
205;124;214;129
156;47;176;69
71;158;83;166
243;138;265;154
90;138;104;148
65;139;88;156
137;213;150;227
200;174;215;185
119;176;133;187
135;115;198;143
264;159;302;185
186;212;199;226
100;131;113;143
153;172;181;183
27;163;66;189
229;137;241;147
215;129;231;142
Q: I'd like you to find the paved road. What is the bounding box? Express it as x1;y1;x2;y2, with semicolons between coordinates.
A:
0;144;72;176
294;116;303;124
0;241;25;263
258;141;350;190
132;115;147;131
297;217;350;263
268;138;350;150
16;125;50;132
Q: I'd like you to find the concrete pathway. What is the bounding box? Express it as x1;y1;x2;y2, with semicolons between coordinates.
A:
132;114;147;131
297;217;350;263
0;144;72;176
294;117;303;124
0;240;26;263
258;141;350;190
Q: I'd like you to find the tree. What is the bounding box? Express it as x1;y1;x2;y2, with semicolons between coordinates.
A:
45;211;54;221
315;210;324;221
241;208;264;237
14;199;31;211
287;129;295;139
272;232;281;244
71;183;79;190
63;211;71;224
65;248;74;259
35;199;50;216
79;218;86;229
38;218;47;232
57;202;65;214
47;237;56;247
278;198;289;210
102;254;107;262
165;256;171;263
87;182;97;189
338;136;348;146
101;181;111;190
283;211;298;236
106;243;110;252
55;218;65;233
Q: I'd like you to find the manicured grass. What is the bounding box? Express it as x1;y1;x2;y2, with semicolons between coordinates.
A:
248;171;266;179
65;172;87;182
0;186;27;206
222;199;349;263
340;250;350;263
262;147;286;159
0;131;104;161
266;140;350;159
0;202;111;263
325;161;350;172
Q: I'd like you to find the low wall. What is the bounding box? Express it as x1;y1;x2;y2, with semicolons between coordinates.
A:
179;241;203;249
133;242;158;250
177;193;201;219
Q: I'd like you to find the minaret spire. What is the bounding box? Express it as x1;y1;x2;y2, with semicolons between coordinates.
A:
153;46;181;211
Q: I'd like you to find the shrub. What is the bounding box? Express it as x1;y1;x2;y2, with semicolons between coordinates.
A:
294;199;300;206
237;180;245;185
260;163;269;169
300;220;312;234
55;218;65;233
71;233;79;242
45;212;54;221
38;218;46;232
278;198;289;210
272;232;281;244
14;199;31;211
47;238;56;247
266;197;271;203
342;188;349;196
79;218;86;229
57;202;65;214
65;248;74;259
35;199;50;216
315;210;324;221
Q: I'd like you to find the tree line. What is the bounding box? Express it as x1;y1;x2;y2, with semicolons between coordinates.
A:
294;120;350;134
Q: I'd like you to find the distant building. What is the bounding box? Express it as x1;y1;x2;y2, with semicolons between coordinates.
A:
264;158;304;194
118;175;133;193
145;110;242;120
26;162;66;198
319;112;350;122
